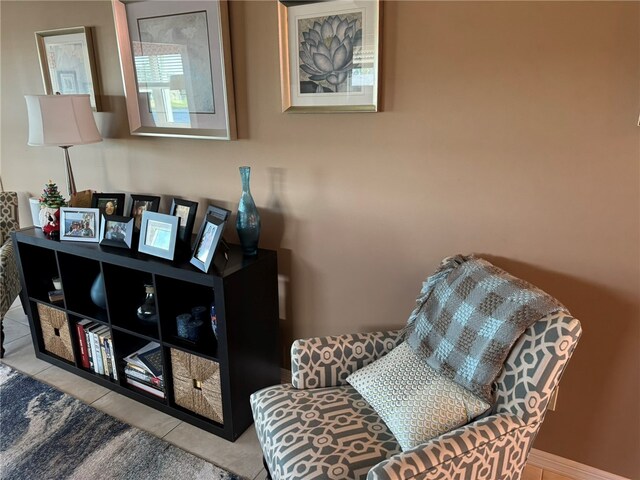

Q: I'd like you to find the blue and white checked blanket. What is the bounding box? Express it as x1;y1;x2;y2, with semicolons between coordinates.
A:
405;255;567;403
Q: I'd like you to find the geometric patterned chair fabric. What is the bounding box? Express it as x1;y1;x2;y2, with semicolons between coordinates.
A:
251;313;581;480
0;192;22;358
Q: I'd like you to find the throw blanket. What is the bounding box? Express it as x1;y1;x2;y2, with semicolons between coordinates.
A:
405;255;567;403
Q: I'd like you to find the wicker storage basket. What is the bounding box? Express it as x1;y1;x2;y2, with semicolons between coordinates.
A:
170;348;223;424
37;303;74;362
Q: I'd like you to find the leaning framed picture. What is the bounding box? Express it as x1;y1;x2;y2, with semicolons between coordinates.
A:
277;0;381;113
99;215;134;249
138;211;180;260
169;198;198;245
112;0;236;140
190;213;226;273
92;193;126;217
129;195;161;232
35;26;102;111
60;207;100;242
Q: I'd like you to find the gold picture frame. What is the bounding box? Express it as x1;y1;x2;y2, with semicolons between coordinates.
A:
112;0;237;140
278;0;381;113
35;26;102;111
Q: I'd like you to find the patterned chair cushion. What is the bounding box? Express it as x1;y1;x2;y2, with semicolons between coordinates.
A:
250;383;401;480
347;342;490;451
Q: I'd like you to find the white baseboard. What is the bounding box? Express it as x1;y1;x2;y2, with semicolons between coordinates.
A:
528;449;630;480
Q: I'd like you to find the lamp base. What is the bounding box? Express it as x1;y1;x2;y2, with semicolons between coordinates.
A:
61;146;77;197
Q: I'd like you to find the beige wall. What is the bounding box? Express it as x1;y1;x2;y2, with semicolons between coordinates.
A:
2;1;638;477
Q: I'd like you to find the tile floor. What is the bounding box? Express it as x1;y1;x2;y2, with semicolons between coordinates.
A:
2;299;576;480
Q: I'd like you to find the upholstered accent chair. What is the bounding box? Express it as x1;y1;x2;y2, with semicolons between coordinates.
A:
251;263;581;479
0;191;22;358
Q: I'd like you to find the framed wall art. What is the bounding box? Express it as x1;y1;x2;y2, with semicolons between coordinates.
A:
112;0;237;139
91;193;126;217
138;211;179;260
277;0;381;113
35;26;102;111
99;215;134;249
60;207;100;242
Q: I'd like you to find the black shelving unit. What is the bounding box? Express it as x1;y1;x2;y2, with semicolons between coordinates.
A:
13;227;280;441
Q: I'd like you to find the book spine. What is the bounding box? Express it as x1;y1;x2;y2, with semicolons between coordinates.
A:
86;326;96;372
124;367;164;388
108;338;118;381
92;331;104;375
100;334;110;378
75;322;90;369
125;377;165;399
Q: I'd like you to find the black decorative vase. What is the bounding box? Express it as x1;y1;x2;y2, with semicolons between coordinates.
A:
90;272;107;309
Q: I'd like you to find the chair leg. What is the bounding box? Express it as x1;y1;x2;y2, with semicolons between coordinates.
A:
1;318;4;359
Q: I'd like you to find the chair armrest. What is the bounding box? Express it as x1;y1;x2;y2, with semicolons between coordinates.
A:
0;239;22;318
367;413;538;480
291;330;402;389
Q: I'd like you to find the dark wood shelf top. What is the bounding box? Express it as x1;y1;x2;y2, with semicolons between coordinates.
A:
14;227;276;286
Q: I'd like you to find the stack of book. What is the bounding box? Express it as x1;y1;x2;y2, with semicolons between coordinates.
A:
123;342;165;399
75;320;118;381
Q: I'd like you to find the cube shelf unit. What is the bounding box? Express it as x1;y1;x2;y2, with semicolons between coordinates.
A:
13;227;280;441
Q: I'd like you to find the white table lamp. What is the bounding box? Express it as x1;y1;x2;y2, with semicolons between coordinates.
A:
25;94;102;196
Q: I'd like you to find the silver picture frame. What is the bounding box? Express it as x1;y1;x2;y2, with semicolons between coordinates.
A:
138;211;180;260
35;26;102;111
112;0;237;139
278;0;381;113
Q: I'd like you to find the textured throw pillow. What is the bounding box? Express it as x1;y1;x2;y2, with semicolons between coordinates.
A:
346;342;490;451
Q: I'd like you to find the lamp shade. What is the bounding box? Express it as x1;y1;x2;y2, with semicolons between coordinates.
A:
25;94;102;147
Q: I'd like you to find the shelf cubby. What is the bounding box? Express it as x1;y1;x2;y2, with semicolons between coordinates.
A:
16;243;60;304
57;252;107;322
155;275;217;358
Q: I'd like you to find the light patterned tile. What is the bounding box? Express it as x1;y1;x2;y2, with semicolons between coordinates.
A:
35;364;110;404
5;305;29;325
91;391;181;438
1;318;30;342
163;422;263;480
0;335;50;376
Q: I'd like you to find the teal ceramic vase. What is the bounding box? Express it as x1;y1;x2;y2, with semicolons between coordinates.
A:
235;166;261;256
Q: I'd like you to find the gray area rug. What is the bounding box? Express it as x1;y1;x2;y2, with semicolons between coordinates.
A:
0;364;242;480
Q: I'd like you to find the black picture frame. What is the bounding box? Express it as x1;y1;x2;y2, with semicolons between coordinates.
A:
129;194;161;232
99;214;134;249
190;213;226;273
169;198;198;245
138;211;180;260
91;193;126;216
205;204;231;222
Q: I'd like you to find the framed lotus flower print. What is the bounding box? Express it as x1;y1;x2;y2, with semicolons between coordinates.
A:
278;0;381;113
112;0;236;139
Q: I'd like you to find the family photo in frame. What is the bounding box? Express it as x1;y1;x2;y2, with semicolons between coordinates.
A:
60;207;100;242
99;215;133;249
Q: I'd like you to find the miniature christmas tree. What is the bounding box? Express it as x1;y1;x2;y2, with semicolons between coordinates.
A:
39;180;67;208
